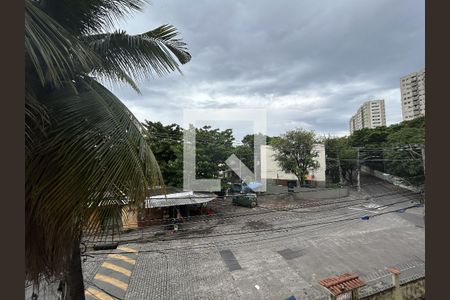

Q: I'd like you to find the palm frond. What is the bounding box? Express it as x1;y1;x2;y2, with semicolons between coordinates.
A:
25;78;163;282
25;0;191;284
93;66;141;93
25;0;99;88
25;90;50;158
37;0;148;35
85;25;192;86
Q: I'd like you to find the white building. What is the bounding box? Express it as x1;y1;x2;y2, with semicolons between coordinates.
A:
261;144;326;187
400;68;425;121
349;100;386;134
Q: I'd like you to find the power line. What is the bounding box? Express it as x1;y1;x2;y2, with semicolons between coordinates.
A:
82;188;422;259
83;186;419;229
84;200;422;257
83;188;421;247
327;158;422;162
82;183;424;244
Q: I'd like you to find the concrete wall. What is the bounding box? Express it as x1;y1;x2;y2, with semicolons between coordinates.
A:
261;145;297;181
362;278;425;300
261;144;326;185
297;187;349;199
264;181;349;199
361;165;422;193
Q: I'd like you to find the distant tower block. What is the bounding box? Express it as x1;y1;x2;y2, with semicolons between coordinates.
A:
349;100;386;134
400;68;425;121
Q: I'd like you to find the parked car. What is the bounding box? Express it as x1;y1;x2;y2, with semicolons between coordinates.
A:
232;193;257;208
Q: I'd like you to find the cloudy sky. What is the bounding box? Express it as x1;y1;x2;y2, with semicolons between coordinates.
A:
108;0;424;141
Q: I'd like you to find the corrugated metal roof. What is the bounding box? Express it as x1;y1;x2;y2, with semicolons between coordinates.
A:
319;273;366;296
145;191;216;208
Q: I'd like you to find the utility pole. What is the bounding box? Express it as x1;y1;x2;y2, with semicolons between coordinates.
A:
337;153;343;185
239;159;242;181
407;144;425;174
406;143;426;183
405;144;425;208
420;144;426;209
421;145;426;174
356;147;361;192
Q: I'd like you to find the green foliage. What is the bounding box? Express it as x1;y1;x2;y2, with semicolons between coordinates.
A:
85;25;192;92
326;117;425;186
143;121;183;187
195;126;235;179
271;129;319;185
141;129;274;187
232;133;271;173
383;123;425;184
324;136;357;185
233;144;254;172
242;133;272;149
142;124;236;187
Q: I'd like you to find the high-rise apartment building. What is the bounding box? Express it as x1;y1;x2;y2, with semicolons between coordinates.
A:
400;68;425;121
349;100;386;134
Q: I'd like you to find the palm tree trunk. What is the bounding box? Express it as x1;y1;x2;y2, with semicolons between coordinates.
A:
64;235;85;300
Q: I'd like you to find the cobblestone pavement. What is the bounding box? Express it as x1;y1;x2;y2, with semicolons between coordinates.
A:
79;176;424;300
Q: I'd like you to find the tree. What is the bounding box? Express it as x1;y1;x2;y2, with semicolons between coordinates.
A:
349;127;388;171
325;136;358;186
384;126;425;186
195;126;235;179
346;117;425;186
271;129;320;186
142;123;236;188
143;121;184;188
25;0;191;298
232;134;271;173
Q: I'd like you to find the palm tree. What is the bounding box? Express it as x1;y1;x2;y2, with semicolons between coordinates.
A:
25;0;191;298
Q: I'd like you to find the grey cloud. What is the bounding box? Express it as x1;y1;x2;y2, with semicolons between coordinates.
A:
109;0;424;138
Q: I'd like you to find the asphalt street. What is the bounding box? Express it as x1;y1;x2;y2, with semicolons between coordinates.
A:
80;175;425;300
26;175;425;299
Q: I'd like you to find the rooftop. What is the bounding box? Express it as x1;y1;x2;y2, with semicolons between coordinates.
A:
319;273;365;296
145;191;216;208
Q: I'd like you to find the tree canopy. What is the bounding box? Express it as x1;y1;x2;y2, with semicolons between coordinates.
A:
142;123;237;188
325;117;425;186
324;136;358;185
143;121;184;188
271;129;320;185
232;133;272;173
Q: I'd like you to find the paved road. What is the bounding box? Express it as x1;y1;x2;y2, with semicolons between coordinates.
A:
79;175;424;300
358;175;424;228
26;175;425;299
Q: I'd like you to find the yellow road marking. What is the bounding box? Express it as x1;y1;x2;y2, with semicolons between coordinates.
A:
94;273;128;291
101;262;132;277
85;287;114;300
117;246;138;253
107;253;136;265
